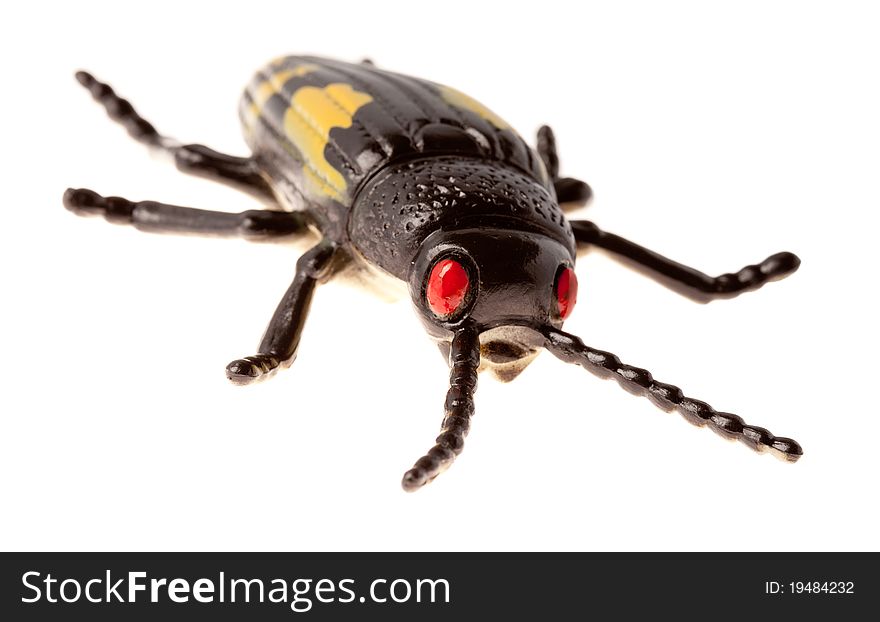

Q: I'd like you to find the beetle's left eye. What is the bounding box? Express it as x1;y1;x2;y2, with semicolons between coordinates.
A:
554;266;578;319
426;258;471;319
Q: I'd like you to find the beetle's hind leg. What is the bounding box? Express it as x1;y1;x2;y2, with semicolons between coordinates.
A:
571;220;800;301
226;241;339;385
536;125;592;207
74;71;274;202
63;188;305;240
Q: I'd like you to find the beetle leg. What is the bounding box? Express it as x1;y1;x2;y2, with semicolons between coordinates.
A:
571;220;801;302
542;327;803;462
63;188;305;240
173;144;274;203
401;325;481;492
74;71;274;202
226;241;339;385
536;125;592;206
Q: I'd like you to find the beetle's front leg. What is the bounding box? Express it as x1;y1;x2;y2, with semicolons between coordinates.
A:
571;220;801;301
226;241;340;385
75;71;274;202
536;125;592;207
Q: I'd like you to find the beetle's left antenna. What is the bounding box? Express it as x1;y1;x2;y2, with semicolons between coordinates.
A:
402;325;481;492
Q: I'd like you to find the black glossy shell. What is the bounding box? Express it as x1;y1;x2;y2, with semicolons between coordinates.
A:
240;56;554;238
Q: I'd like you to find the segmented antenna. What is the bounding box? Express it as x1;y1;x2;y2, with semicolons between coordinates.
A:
75;71;171;148
542;327;803;461
402;325;481;491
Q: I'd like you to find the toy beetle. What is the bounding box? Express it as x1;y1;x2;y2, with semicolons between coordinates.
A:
64;56;803;491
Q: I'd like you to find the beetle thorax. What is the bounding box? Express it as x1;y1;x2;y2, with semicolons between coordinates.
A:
348;156;575;281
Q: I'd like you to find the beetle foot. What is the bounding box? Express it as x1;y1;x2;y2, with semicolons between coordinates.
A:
712;251;801;295
226;354;280;385
63;187;135;223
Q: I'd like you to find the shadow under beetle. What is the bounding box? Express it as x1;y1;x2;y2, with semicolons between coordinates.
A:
64;56;803;491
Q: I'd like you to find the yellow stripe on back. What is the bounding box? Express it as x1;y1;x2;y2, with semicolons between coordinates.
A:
244;63;374;202
284;84;374;201
437;84;510;130
243;64;320;128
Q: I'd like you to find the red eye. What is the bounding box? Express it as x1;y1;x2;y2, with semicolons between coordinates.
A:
426;258;470;318
555;266;578;319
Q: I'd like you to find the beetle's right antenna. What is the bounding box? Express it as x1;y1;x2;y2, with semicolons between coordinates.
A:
541;326;803;461
402;324;481;492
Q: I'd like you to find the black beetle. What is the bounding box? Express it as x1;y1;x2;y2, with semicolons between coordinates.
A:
63;55;803;491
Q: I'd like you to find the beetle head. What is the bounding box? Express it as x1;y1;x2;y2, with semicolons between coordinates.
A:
408;228;577;381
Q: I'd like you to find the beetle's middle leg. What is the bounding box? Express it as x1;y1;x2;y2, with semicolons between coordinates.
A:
571;220;801;302
226;241;339;385
74;71;274;202
536;125;592;207
63;188;305;240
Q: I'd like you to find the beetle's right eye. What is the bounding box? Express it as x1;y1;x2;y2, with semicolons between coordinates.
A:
426;258;471;319
554;266;578;320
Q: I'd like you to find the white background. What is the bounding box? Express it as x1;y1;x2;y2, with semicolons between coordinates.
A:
2;1;878;551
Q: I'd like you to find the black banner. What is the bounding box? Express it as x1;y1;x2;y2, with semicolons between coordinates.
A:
1;553;875;619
